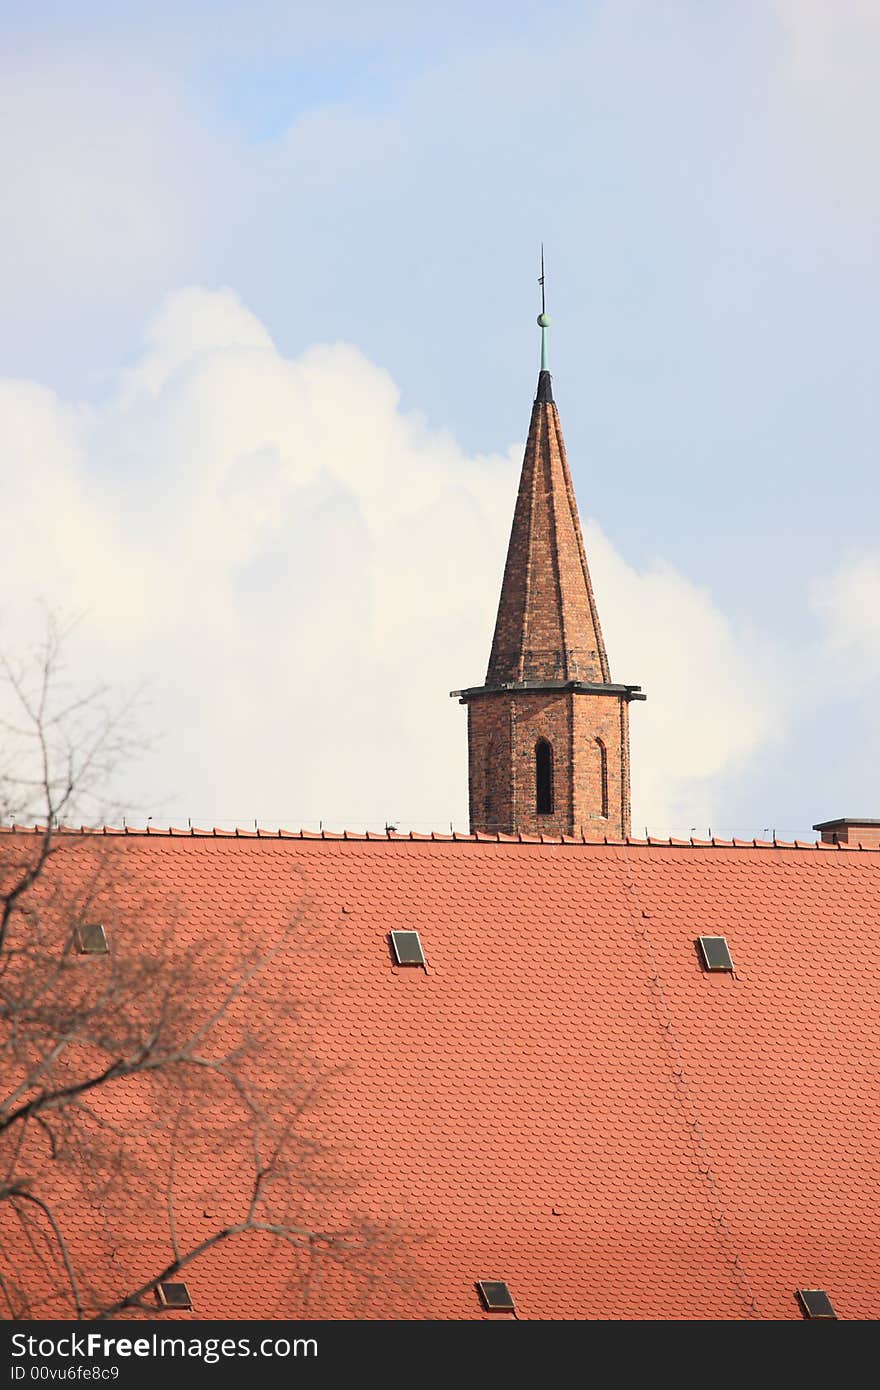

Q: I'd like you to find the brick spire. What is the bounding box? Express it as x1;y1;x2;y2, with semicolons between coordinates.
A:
452;279;644;841
485;369;610;686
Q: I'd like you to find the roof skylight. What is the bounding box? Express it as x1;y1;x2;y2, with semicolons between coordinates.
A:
796;1289;837;1319
389;930;425;966
476;1281;515;1312
697;936;734;972
156;1281;193;1310
75;923;109;955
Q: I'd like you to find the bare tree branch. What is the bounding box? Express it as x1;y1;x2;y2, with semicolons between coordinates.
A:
7;1188;84;1319
0;613;408;1320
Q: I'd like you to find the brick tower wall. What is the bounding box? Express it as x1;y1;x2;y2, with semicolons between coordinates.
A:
468;691;631;840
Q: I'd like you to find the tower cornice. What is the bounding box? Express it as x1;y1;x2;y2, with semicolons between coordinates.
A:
452;680;646;704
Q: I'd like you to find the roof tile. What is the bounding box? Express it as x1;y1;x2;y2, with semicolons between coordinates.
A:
2;833;877;1319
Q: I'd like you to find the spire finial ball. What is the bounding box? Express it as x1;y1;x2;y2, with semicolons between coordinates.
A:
537;312;551;328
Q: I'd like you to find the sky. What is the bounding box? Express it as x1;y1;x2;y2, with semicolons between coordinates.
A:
0;0;878;837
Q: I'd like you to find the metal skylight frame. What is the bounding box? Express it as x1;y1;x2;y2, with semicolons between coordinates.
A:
389;930;426;967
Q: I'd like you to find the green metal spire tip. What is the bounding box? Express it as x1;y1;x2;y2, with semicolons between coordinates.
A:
538;247;550;372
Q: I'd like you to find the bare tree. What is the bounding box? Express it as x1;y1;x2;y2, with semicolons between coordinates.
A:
0;619;403;1318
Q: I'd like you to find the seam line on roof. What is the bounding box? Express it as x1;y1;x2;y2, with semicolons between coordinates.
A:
611;848;764;1320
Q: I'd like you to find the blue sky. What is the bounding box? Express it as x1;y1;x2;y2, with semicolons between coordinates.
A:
1;1;878;837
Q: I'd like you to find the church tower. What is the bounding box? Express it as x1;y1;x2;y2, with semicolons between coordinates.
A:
453;285;644;839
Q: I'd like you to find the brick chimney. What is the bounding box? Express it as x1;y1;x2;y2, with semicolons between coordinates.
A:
813;818;880;849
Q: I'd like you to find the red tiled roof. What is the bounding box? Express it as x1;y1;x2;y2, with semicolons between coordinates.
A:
3;832;878;1320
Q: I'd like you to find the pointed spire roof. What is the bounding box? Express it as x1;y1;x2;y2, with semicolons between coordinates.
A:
485;302;610;687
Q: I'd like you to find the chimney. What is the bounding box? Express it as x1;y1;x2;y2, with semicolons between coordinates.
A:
813;817;880;849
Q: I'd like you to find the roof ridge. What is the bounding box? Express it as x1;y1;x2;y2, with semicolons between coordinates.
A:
1;824;878;851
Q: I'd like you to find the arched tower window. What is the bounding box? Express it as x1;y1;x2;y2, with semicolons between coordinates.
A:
596;737;608;818
535;739;554;815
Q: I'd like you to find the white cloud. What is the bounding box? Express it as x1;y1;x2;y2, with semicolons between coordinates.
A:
811;553;880;683
587;526;786;833
122;287;276;399
0;288;784;833
269;107;410;192
773;0;880;206
774;0;880;109
0;58;212;298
